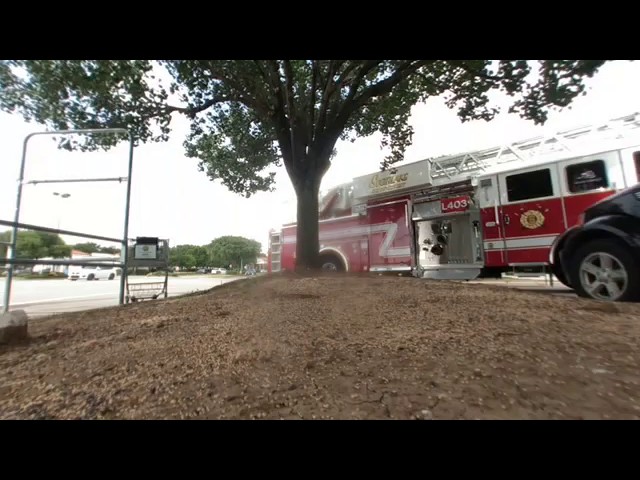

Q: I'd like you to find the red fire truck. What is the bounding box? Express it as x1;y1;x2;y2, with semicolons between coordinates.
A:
267;113;640;281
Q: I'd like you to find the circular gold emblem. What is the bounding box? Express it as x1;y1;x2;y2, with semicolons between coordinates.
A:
520;210;545;229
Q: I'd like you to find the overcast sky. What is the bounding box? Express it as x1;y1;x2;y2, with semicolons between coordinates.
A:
0;61;638;253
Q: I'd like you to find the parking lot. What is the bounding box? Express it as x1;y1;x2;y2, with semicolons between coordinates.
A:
0;273;576;319
0;275;245;317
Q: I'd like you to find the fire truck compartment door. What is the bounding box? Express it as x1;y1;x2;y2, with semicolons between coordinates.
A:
415;212;482;268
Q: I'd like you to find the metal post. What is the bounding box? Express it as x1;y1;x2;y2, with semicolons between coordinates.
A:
3;135;30;313
164;267;169;299
119;133;135;305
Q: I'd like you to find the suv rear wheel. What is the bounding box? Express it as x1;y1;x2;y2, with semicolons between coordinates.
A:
569;239;639;302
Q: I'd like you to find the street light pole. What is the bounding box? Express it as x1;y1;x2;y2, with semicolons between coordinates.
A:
53;192;71;231
52;192;71;276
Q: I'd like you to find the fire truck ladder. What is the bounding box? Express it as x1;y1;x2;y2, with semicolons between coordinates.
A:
428;112;640;185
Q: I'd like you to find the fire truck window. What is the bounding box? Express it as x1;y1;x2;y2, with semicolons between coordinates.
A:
566;160;609;193
634;151;640;182
505;168;553;202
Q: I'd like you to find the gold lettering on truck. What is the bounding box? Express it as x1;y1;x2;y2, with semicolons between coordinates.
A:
369;172;409;194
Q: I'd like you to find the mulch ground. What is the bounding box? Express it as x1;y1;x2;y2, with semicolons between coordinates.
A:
1;274;639;419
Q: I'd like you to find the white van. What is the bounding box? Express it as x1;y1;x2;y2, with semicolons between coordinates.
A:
68;264;118;281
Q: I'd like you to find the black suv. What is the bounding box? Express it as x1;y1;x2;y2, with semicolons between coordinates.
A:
550;183;640;302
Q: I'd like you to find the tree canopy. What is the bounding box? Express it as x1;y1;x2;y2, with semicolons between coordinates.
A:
0;60;607;269
168;237;261;270
73;242;120;255
168;244;209;270
207;236;262;269
0;230;71;260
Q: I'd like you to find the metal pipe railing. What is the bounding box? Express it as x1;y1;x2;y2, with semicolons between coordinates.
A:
25;177;129;185
1;258;124;268
0;219;122;244
2;128;134;313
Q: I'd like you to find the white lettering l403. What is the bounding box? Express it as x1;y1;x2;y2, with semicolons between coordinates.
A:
442;198;469;212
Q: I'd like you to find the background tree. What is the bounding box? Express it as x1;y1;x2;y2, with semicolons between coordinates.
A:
0;60;607;270
0;231;12;259
0;230;71;260
168;244;199;270
73;242;100;254
207;236;261;270
193;246;210;269
49;244;72;258
37;232;71;258
15;231;46;260
73;242;120;255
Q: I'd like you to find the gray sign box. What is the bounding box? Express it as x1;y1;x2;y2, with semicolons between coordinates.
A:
134;244;157;259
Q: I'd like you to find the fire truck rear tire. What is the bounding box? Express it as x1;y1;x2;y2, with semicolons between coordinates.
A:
569;239;640;302
319;254;344;272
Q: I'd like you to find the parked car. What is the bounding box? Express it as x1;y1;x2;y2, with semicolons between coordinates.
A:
211;268;227;274
69;264;118;281
550;183;640;302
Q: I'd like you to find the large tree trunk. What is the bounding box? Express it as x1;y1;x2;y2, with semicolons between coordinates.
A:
293;174;322;272
283;129;337;273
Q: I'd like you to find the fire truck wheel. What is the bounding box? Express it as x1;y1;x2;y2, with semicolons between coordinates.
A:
319;254;344;272
569;239;640;302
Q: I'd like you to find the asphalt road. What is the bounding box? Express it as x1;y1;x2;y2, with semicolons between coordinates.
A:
0;274;576;319
0;275;246;318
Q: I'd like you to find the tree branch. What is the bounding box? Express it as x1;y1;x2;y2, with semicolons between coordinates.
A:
164;96;225;118
206;64;272;118
341;61;383;112
448;60;503;82
282;60;300;163
315;61;339;140
336;61;430;125
250;60;280;112
258;61;297;175
308;61;319;145
335;62;361;87
283;60;297;122
253;60;269;82
265;61;287;111
357;61;428;105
